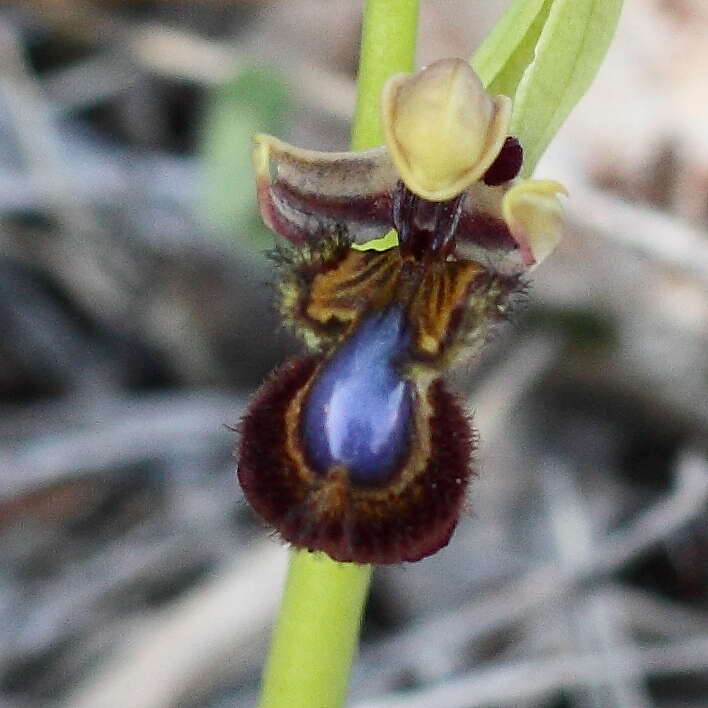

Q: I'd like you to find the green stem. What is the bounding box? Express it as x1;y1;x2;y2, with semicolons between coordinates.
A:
258;2;419;707
351;0;420;151
259;552;371;708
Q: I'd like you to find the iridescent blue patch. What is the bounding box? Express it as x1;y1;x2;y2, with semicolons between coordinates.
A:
301;307;413;485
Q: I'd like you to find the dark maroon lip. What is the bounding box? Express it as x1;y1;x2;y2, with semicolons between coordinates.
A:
237;355;474;565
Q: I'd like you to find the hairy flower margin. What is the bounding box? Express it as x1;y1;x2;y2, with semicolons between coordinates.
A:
236;59;567;565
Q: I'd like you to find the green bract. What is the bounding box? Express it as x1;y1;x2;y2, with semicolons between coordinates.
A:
473;0;624;176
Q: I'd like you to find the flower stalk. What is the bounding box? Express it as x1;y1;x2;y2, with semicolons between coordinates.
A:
258;552;371;708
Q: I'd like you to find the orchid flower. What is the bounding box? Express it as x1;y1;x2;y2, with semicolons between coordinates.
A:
238;59;565;564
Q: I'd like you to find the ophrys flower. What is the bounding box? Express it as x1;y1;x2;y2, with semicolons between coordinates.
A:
238;58;565;564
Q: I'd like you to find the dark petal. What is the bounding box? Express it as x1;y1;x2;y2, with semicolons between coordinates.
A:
254;134;397;245
302;307;413;486
455;191;527;276
268;182;394;244
483;136;523;186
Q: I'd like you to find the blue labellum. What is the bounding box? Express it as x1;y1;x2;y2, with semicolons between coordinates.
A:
302;306;413;485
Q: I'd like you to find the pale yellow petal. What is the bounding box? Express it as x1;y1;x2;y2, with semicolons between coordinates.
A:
502;180;567;267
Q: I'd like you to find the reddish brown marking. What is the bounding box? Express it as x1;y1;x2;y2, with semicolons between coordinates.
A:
456;210;518;252
292;248;401;334
271;182;393;232
257;177;308;245
408;261;485;360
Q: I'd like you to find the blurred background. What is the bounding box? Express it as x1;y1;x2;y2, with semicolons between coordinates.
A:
0;1;707;707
